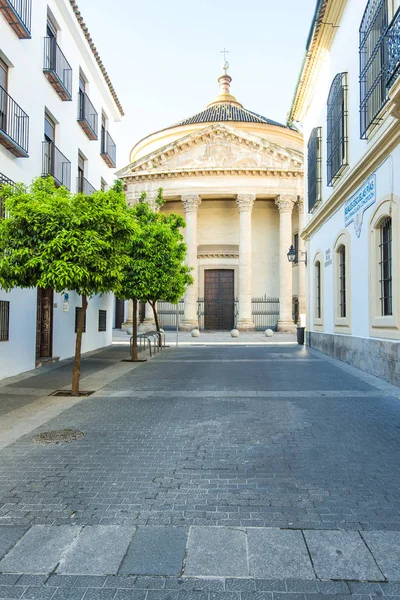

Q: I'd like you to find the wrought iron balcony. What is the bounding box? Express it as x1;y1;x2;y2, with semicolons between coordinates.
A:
78;91;98;140
43;37;72;101
100;129;116;168
387;7;400;87
0;172;16;218
0;0;31;38
77;176;96;196
42;141;71;189
0;86;29;157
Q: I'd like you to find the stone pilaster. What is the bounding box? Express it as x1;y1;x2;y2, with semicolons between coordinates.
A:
236;193;256;331
275;195;296;333
147;192;160;213
121;299;134;332
139;302;156;331
297;198;306;325
181;194;201;330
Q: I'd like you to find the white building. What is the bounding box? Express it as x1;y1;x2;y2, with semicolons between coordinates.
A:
117;65;304;334
0;0;124;379
289;0;400;385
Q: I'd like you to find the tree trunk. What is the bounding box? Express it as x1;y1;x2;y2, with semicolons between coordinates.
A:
150;300;161;347
72;294;88;396
131;298;138;361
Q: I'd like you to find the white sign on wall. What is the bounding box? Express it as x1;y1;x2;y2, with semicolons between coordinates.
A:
344;174;376;238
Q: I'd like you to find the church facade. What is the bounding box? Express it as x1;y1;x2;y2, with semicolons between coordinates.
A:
117;66;304;332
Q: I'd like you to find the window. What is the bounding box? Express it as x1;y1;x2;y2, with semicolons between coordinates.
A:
339;246;346;318
379;216;392;315
0;59;8;135
293;233;299;264
44;113;55;143
369;197;399;339
0;58;8;91
327;73;348;186
79;73;86;121
98;310;107;332
0;300;10;341
315;261;321;320
360;0;389;138
75;307;86;333
77;152;85;193
307;127;322;213
101;179;107;192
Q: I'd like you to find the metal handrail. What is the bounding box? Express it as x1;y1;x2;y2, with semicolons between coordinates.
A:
78;91;98;139
101;128;116;167
43;37;72;98
0;85;29;155
77;176;96;196
42;141;71;189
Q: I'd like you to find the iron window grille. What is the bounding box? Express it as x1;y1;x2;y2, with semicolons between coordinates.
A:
387;6;400;86
379;216;392;316
360;0;389;138
315;261;321;319
0;0;32;38
75;307;87;333
327;73;348;186
42;141;71;189
339;246;346;318
307;127;322;213
0;172;15;218
0;300;10;341
43;37;73;101
78;91;98;140
100;128;116;168
293;233;299;264
0;85;29;157
98;310;107;332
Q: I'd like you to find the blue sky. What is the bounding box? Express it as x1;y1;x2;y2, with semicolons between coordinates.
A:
78;0;317;166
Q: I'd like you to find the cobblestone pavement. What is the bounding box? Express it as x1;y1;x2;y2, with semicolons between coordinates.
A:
0;345;400;598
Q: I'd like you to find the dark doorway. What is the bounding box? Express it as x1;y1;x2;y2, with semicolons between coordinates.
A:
36;288;53;360
204;269;234;330
115;298;125;329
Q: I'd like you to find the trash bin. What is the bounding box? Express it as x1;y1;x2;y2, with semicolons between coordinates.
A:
297;326;305;345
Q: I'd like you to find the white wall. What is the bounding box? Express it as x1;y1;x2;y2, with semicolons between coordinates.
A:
0;0;122;379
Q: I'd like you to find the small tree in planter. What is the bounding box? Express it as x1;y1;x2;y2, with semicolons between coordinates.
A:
0;177;135;395
121;190;192;359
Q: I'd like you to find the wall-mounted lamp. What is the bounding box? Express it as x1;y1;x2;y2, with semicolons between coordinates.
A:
287;245;307;266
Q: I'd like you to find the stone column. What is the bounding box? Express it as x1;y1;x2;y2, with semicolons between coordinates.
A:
275;195;296;333
236;193;256;331
181;194;201;330
122;299;134;332
147;191;160;213
297;197;306;325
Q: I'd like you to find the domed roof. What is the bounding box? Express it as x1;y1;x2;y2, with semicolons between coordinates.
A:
169;61;291;131
172;103;289;129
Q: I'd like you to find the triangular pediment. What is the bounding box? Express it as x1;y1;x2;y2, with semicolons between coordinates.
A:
116;124;303;178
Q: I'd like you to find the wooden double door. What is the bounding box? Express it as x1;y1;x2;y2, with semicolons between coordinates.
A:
36;288;53;360
204;269;235;331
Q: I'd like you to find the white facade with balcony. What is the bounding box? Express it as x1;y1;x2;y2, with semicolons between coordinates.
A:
0;0;124;379
289;0;400;385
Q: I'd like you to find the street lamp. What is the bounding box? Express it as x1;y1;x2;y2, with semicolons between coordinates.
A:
287;245;307;266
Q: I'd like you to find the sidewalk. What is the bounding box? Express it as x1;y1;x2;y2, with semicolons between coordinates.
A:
113;328;298;345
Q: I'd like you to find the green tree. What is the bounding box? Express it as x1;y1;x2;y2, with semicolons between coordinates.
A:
121;189;193;360
0;177;135;395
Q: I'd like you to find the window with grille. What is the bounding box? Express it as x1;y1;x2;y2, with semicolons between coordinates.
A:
360;0;389;138
307;127;322;213
0;173;15;219
339;246;346;318
315;261;321;319
0;301;10;341
98;309;107;332
379;216;392;315
327;73;348;186
75;307;87;333
293;233;299;264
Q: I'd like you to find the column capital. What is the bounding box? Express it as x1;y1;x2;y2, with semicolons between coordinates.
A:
296;196;304;214
275;195;296;214
236;193;256;212
182;194;201;213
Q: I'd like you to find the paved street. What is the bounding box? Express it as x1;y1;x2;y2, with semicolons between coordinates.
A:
0;344;400;598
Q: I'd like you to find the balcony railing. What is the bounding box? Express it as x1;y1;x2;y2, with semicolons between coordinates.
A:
387;7;400;87
0;0;31;38
100;129;116;168
0;86;29;157
77;176;96;196
0;172;16;218
78;91;98;140
42;141;71;189
43;37;72;101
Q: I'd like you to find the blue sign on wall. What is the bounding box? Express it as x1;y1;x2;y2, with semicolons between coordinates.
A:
344;174;376;237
